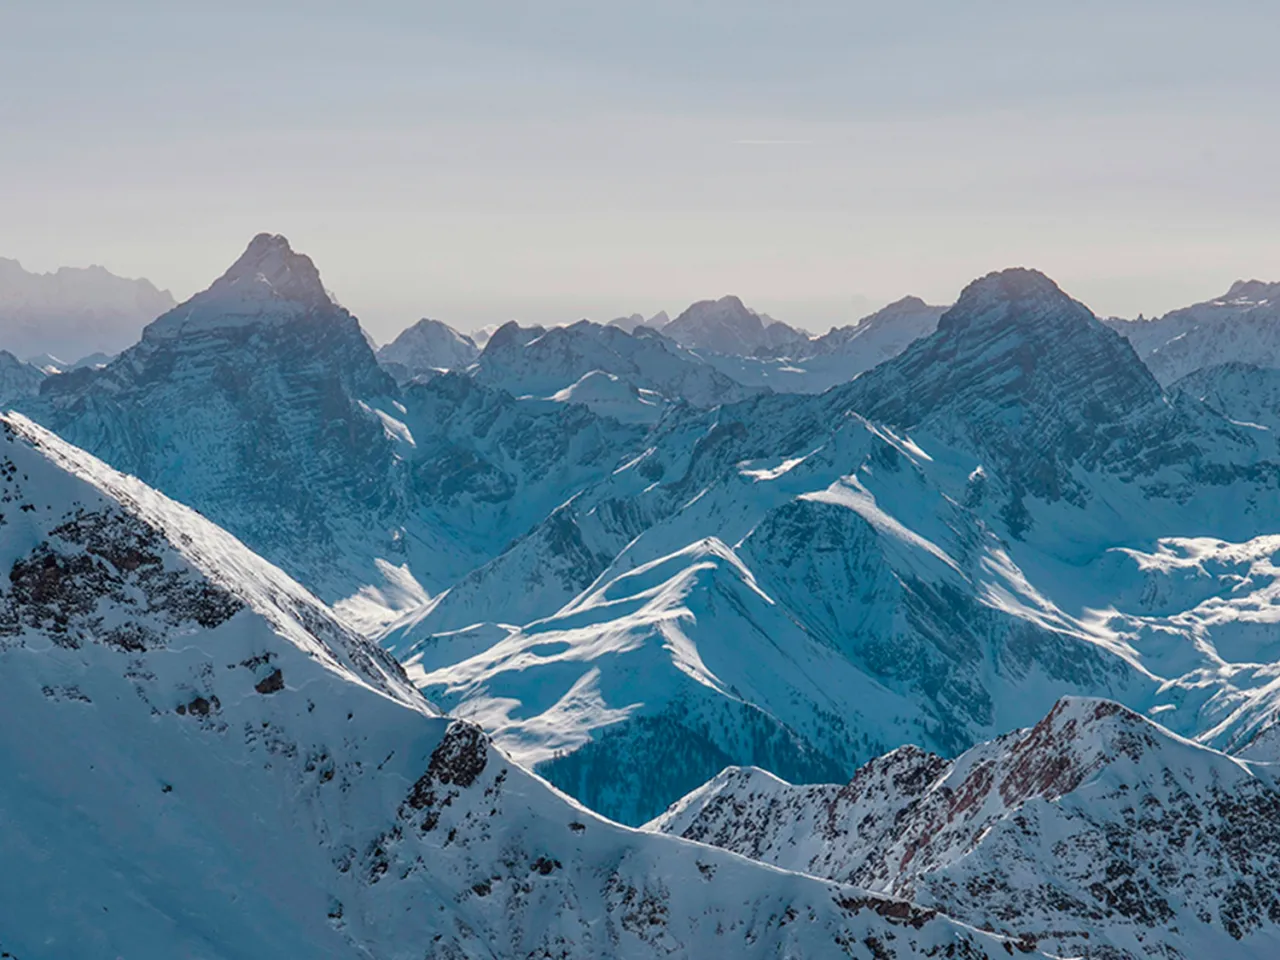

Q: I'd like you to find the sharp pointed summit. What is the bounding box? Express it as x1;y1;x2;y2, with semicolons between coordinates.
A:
209;232;330;305
146;233;336;339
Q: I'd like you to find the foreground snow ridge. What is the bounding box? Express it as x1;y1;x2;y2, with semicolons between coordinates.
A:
0;413;1038;959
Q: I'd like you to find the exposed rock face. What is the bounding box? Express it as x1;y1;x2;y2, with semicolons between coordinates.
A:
836;268;1280;536
0;412;1037;960
26;235;409;604
841;270;1161;475
1108;279;1280;384
651;696;1280;959
376;317;479;382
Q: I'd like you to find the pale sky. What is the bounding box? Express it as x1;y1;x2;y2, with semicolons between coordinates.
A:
4;0;1279;341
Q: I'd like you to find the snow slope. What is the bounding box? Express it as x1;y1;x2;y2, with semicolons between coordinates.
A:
549;370;669;424
0;412;1033;960
395;406;1155;823
1172;361;1280;432
651;696;1280;959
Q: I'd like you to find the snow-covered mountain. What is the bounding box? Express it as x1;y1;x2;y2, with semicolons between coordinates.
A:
1172;361;1280;432
607;310;669;334
376;317;479;382
1108;279;1280;384
471;318;760;408
392;401;1153;824
383;267;1280;825
836;268;1280;540
0;411;1036;960
813;296;945;356
701;296;946;393
663;295;808;357
19;235;646;622
0;256;175;360
0;349;45;406
651;696;1280;959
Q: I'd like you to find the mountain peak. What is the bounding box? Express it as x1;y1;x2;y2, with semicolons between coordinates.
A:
941;268;1070;327
375;318;478;381
931;267;1116;352
143;234;339;340
665;295;773;355
836;268;1164;524
880;294;928;312
1223;278;1280;304
207;232;330;308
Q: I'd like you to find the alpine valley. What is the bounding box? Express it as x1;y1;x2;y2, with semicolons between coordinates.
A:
6;232;1280;958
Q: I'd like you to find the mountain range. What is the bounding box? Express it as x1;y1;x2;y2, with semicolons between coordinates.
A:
6;233;1280;957
382;267;1280;830
18;236;648;628
0;256;175;360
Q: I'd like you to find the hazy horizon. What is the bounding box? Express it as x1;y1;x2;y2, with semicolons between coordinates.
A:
5;1;1279;343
